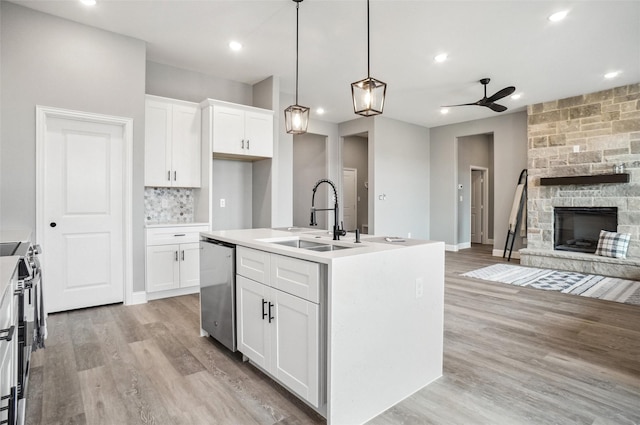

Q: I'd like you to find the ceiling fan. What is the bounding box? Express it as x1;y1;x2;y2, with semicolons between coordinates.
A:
443;78;516;112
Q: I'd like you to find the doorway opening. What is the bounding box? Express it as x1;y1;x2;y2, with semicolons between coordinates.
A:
457;133;494;248
341;133;369;234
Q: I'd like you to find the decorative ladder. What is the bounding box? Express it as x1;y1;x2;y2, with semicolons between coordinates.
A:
503;169;528;261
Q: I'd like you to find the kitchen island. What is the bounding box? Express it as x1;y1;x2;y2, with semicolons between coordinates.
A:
200;228;444;425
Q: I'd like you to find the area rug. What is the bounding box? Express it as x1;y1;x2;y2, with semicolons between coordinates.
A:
462;264;640;306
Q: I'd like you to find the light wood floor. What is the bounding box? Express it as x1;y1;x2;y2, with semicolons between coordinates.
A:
26;245;640;425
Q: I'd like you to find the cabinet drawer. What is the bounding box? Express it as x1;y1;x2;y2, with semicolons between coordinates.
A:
271;255;320;303
146;226;208;245
237;247;271;284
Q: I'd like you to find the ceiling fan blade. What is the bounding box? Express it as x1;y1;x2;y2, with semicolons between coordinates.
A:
441;102;478;107
486;86;516;103
487;103;508;112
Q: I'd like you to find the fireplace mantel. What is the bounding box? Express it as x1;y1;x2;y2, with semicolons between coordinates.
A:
539;173;630;186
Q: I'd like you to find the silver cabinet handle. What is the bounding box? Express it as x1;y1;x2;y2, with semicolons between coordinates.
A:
175;251;178;262
174;171;177;181
181;250;185;261
246;139;250;150
241;139;245;149
168;171;171;181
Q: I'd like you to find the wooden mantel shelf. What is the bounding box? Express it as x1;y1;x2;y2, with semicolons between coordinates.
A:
539;173;630;186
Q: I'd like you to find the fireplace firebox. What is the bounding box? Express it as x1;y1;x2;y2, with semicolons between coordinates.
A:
554;207;617;253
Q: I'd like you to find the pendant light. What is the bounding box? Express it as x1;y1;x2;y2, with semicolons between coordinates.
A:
351;0;387;116
284;0;309;134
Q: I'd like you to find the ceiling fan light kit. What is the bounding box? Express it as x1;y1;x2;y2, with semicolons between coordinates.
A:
443;78;515;113
284;0;310;134
351;0;387;117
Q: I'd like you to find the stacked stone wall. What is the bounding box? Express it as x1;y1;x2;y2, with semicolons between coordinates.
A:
527;83;640;257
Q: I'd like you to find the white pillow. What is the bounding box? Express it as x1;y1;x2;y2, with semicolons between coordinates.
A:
594;230;631;259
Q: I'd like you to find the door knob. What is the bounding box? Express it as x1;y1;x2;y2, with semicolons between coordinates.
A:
50;222;57;228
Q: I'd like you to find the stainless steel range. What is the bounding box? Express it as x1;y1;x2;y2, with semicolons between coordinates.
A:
0;241;44;425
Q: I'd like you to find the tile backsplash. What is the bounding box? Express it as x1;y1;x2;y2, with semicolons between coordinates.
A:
145;187;194;223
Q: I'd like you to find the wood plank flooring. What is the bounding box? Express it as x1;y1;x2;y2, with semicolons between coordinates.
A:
26;245;640;425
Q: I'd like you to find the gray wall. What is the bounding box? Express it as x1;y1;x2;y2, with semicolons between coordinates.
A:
343;135;369;233
457;134;493;244
292;133;327;230
211;159;253;231
146;61;252;105
0;3;147;291
430;111;528;251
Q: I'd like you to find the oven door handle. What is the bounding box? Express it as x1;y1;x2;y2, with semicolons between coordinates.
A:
0;325;15;342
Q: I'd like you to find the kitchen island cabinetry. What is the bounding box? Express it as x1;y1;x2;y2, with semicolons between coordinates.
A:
201;100;273;160
236;247;321;407
145;95;201;187
145;224;208;299
201;228;445;425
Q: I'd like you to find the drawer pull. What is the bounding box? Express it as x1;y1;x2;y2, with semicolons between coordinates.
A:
0;325;15;342
268;302;274;323
174;234;186;237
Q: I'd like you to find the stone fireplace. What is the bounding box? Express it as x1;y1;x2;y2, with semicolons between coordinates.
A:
520;83;640;279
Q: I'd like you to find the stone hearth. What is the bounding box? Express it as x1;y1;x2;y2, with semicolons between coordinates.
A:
521;83;640;279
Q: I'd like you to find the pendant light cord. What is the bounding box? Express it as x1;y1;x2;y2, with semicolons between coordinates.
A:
295;1;300;105
367;0;370;79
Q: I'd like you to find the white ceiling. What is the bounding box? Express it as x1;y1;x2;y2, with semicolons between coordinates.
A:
9;0;640;128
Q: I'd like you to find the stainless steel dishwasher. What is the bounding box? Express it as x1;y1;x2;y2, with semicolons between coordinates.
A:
199;237;236;352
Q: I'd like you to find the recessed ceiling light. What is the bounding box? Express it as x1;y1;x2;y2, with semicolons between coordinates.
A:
548;10;568;22
434;53;448;63
440;108;449;115
316;108;325;115
604;71;620;79
229;41;243;51
511;93;522;100
80;0;96;5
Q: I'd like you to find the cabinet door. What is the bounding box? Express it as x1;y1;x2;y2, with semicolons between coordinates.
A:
179;242;201;288
146;244;180;292
212;105;245;155
271;289;320;407
236;276;270;369
145;100;172;187
171;103;201;187
244;110;273;158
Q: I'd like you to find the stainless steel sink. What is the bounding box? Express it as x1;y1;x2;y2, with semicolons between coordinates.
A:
270;238;352;251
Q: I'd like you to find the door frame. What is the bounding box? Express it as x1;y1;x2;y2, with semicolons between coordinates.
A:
35;105;134;306
470;166;490;245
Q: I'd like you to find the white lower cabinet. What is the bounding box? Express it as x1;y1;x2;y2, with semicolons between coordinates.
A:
145;225;208;297
236;247;322;408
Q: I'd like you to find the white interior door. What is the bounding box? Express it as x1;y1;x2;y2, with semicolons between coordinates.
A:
42;114;126;313
342;168;357;232
471;169;484;244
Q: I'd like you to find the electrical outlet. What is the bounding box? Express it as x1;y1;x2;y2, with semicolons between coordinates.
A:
408;232;412;238
220;198;226;208
415;278;424;298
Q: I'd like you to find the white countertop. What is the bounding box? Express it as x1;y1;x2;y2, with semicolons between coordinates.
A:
0;227;32;243
0;256;19;304
201;227;438;265
145;222;209;229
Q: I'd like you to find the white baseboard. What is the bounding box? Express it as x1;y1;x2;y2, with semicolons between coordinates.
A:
458;242;471;250
127;291;147;305
445;244;459;252
493;249;521;260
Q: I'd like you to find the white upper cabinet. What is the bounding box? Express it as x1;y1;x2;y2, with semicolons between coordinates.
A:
145;95;201;187
203;100;274;160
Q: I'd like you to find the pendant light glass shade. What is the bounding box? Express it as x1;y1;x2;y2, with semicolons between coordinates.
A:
285;0;309;134
284;104;310;134
351;0;386;117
